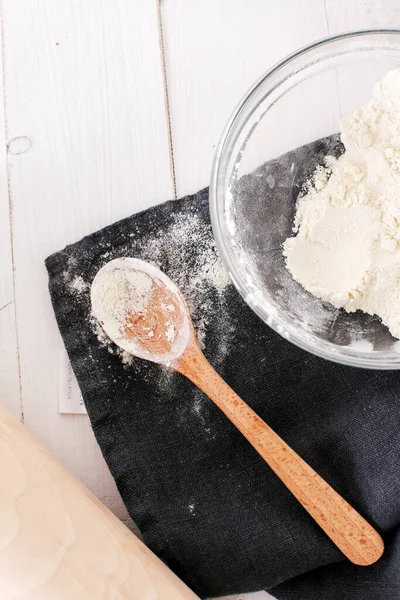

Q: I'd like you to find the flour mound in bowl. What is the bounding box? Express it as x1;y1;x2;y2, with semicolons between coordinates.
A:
283;69;400;339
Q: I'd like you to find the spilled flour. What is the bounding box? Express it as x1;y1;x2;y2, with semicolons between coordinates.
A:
284;70;400;338
67;275;89;294
89;312;135;365
63;208;233;388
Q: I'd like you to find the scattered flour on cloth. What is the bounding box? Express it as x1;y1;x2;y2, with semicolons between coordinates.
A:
64;209;233;381
284;69;400;338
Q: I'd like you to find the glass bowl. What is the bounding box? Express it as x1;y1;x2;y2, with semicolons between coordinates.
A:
210;30;400;369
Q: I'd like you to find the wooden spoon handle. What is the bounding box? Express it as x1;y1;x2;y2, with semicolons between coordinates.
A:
177;345;384;566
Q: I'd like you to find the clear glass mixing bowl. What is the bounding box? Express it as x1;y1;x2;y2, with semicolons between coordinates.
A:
210;30;400;369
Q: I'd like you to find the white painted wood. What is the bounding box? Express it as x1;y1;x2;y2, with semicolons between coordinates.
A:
324;2;400;147
325;0;400;33
161;0;330;197
0;15;21;419
2;0;173;527
0;301;21;417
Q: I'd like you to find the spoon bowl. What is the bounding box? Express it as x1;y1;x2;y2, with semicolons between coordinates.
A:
91;258;191;365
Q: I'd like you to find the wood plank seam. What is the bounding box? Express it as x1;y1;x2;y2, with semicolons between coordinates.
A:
323;0;331;34
0;0;23;423
157;0;177;199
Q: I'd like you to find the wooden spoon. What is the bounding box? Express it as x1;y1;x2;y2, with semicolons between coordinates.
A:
91;257;384;566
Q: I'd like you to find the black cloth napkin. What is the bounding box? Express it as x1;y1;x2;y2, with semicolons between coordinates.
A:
46;136;400;600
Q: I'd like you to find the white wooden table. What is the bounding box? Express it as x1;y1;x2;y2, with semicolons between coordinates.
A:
0;2;398;599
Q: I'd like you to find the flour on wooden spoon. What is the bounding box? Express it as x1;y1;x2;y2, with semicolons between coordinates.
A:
91;258;190;365
64;208;233;372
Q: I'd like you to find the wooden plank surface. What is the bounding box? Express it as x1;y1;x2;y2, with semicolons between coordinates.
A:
0;7;21;419
2;0;173;527
325;0;400;32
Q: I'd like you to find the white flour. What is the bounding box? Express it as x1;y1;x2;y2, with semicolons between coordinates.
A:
165;322;176;342
284;69;400;339
91;262;153;324
68;275;89;294
89;313;135;365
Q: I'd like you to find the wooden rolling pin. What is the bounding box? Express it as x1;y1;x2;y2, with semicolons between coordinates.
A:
0;405;199;600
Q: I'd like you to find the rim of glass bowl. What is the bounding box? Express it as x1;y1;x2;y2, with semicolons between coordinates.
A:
210;29;400;369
